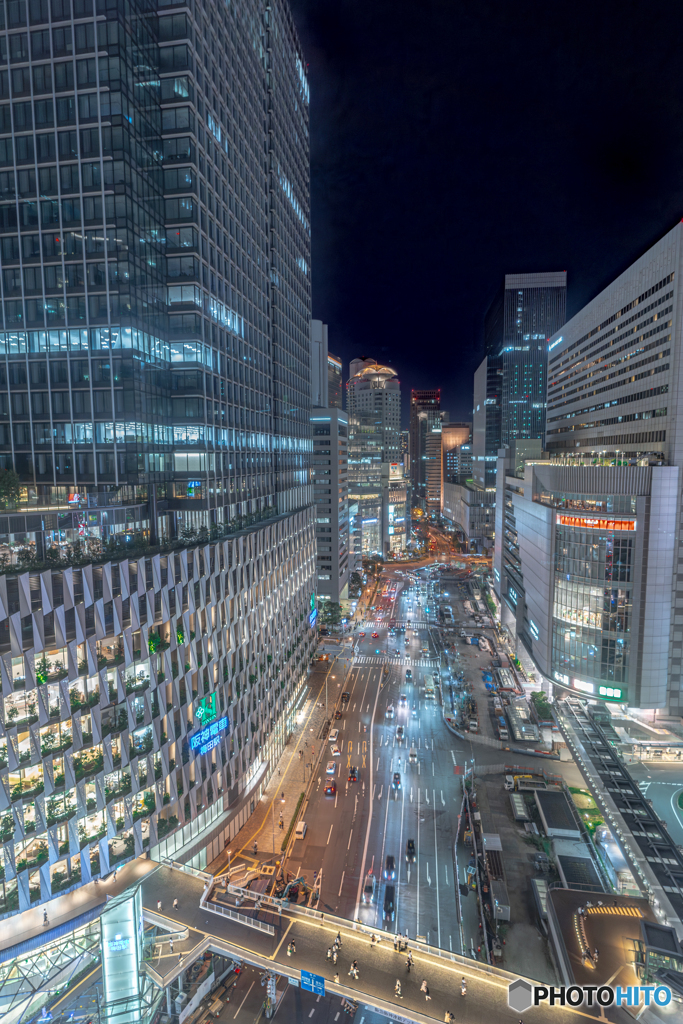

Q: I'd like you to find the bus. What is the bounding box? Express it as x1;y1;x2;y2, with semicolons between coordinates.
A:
424;674;436;699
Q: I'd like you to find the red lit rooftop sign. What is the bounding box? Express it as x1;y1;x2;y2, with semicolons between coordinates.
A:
556;514;636;531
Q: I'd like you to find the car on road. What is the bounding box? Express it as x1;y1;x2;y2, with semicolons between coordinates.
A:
371;632;379;639
384;854;396;879
396;725;404;742
359;632;366;637
329;728;339;743
325;761;336;775
383;885;396;921
334;709;343;720
385;704;394;719
331;745;341;756
399;694;407;706
341;692;350;703
392;772;402;789
362;871;376;903
324;780;336;796
406;839;416;863
348;766;359;782
405;669;412;680
421;646;429;655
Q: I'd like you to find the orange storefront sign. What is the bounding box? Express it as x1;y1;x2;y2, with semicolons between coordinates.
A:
556;514;636;531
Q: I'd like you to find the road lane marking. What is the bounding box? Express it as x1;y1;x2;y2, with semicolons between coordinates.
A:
445;864;449;885
432;762;435;776
308;1011;315;1018
338;871;345;896
233;980;255;1017
441;790;445;806
327;824;333;845
378;784;383;800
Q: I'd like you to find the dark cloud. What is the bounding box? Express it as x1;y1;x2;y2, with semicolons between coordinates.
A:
289;0;683;424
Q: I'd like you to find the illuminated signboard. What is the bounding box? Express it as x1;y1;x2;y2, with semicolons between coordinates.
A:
599;685;623;700
190;715;229;756
195;692;217;726
572;679;594;694
309;608;318;627
556;514;636;532
548;335;563;351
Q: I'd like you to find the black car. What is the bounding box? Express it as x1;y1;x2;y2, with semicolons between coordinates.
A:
383;885;396;921
334;709;343;720
348;766;359;782
406;839;416;863
384;854;396;880
392;772;402;789
341;692;350;703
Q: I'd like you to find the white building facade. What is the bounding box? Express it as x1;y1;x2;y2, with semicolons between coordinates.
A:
494;221;683;713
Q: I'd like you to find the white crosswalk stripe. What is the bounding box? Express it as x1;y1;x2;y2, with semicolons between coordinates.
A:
354;655;438;667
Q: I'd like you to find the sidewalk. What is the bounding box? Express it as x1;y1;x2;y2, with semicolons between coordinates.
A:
207;653;353;877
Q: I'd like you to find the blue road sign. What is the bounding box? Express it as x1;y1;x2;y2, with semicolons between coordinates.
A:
300;971;325;996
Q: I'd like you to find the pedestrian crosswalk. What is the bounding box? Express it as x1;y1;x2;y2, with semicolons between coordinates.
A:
359;620;429;629
354;655;439;667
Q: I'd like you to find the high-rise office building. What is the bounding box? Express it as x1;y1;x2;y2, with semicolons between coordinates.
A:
0;0;315;966
328;351;343;408
409;388;440;504
310;323;349;602
493;221;683;713
485;272;567;446
442;422;471;487
347;358;406;556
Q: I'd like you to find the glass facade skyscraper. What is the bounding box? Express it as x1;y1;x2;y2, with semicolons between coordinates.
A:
0;0;316;951
485;272;567;447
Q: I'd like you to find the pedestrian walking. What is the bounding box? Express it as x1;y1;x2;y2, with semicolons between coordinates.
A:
594;947;599;962
157;900;162;911
394;935;398;951
178;953;182;963
334;973;340;984
460;977;467;996
424;986;432;1001
405;957;411;974
169;939;174;953
291;941;296;954
287;942;293;957
327;948;332;961
395;979;403;999
333;949;338;965
445;1013;455;1023
421;980;428;994
43;909;49;926
336;931;342;945
113;870;117;882
407;950;414;967
371;934;376;947
173;898;178;910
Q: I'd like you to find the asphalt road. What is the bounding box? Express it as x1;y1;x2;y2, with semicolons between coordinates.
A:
627;761;683;848
293;574;464;953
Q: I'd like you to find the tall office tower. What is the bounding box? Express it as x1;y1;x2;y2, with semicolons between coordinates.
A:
493;221;683;713
0;0;315;968
328;351;343;408
347;358;405;556
485;273;567;446
310;325;349;602
409;388;440;502
472;357;502;489
400;429;409;472
442;422;471;486
310;320;330;408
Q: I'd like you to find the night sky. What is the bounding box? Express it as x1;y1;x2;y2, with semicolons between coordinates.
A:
289;0;683;426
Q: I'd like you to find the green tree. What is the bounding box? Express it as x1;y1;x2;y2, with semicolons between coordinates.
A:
319;601;342;626
0;469;20;509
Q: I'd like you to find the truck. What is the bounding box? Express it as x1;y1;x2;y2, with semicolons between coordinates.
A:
424;674;436;699
497;715;509;741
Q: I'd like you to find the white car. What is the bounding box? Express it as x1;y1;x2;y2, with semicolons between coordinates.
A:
331;745;342;757
326;761;336;775
329;729;339;743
